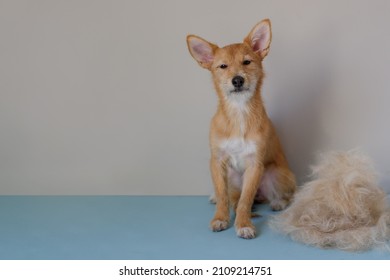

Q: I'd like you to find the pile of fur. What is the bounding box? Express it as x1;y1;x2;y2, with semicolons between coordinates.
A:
270;150;390;251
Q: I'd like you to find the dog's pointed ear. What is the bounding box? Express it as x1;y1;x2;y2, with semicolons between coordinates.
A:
186;35;218;70
244;19;272;59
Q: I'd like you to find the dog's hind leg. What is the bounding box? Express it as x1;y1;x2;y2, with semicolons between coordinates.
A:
259;164;296;211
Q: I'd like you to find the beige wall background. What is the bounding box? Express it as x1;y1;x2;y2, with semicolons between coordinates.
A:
1;0;390;194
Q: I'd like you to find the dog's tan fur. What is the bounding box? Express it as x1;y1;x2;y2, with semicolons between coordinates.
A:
270;150;390;251
187;19;296;238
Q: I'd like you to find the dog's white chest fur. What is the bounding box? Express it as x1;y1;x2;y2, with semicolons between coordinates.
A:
219;138;257;172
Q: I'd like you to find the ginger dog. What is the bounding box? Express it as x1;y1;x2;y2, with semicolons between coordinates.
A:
186;19;296;239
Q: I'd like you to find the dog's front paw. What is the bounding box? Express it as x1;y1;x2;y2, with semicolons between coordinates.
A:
210;219;229;232
236;226;256;239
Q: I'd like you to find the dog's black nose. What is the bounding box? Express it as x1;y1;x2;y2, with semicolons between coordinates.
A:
232;76;245;88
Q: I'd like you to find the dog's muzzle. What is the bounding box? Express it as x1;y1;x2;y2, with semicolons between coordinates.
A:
232;75;244;88
231;76;246;93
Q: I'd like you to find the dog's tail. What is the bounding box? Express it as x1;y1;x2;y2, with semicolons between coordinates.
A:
269;149;390;251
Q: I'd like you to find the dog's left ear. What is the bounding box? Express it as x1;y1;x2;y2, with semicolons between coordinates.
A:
244;19;272;59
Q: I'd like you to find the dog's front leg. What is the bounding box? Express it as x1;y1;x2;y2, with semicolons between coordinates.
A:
209;155;230;232
235;160;263;239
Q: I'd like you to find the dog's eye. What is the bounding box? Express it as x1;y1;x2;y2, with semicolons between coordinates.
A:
243;60;251;65
219;64;228;69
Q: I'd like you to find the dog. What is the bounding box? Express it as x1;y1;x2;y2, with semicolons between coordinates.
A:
186;19;296;239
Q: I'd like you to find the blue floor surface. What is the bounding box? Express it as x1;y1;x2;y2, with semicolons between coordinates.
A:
0;196;389;260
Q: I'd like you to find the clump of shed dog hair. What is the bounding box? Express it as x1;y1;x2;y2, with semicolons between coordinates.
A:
270;150;390;251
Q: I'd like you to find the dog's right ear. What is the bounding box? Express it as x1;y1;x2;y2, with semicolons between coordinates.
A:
186;35;218;70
